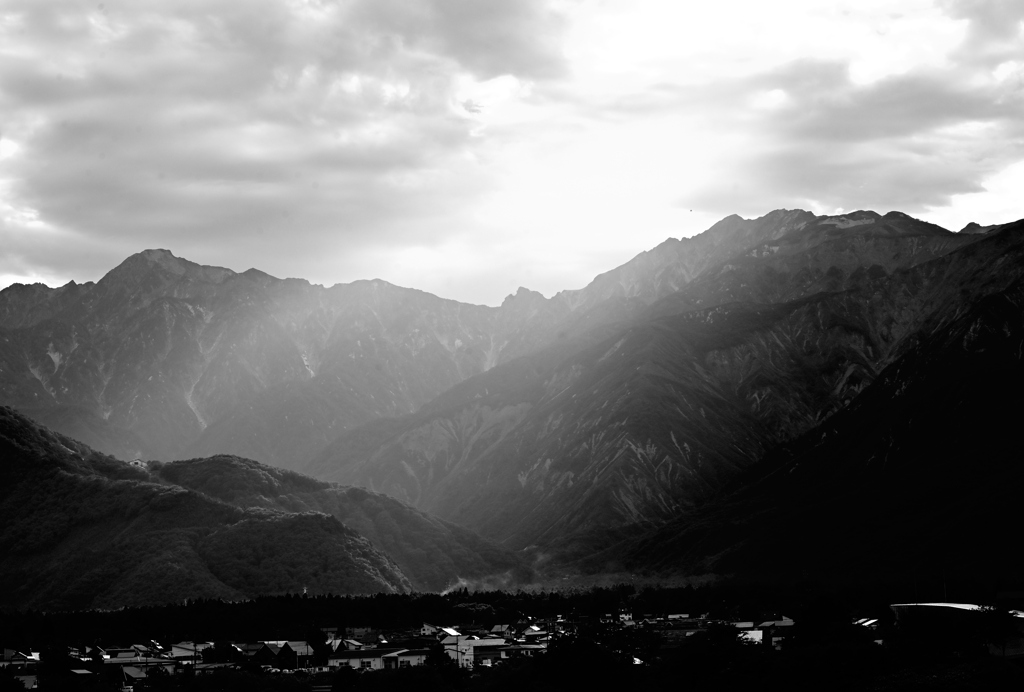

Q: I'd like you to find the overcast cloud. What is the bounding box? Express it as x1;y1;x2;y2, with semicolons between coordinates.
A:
1;0;1022;304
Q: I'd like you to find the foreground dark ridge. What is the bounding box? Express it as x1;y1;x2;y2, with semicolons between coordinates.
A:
0;406;525;610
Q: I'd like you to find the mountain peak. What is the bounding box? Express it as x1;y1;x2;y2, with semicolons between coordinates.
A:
501;286;546;307
817;210;880;229
101;249;194;285
106;249;237;285
960;221;999;235
242;267;280;284
138;248;188;275
705;213;747;235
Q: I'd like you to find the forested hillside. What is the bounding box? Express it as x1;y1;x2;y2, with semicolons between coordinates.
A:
153;455;528;591
0;406;410;609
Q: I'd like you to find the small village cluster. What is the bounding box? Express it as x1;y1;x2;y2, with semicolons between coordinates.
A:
6;602;1023;689
1;610;798;689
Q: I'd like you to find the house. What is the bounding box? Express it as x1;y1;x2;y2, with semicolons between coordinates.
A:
1;650;36;667
237;643;266;661
757;618;794;646
272;642;297;669
420;624;439;637
891;602;1024;657
110;650;142;661
328;648;407;671
285;641;315;668
499;644;546;660
465;638;507;667
250;643;283;667
522;630;549;645
444;637;507;668
170;642;211;661
489;624;515;639
759;616;795;628
130;644;158;657
382;649;429;668
438;629;463;656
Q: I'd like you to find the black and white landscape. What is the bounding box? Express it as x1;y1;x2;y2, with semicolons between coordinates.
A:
2;2;1024;688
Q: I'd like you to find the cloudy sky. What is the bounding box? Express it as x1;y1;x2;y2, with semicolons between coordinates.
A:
2;0;1023;305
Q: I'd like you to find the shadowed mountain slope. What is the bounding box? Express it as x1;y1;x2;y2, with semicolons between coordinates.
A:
153;455;528;591
611;263;1024;585
307;216;1021;555
0;406;410;610
645;210;974;319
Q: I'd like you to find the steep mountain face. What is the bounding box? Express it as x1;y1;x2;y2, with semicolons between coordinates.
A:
0;251;565;467
646;210;973;318
546;210;820;313
0;406;410;610
153;455;527;591
308;215;1020;554
612;263;1024;585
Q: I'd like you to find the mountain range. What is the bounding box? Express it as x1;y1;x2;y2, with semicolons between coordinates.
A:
2;207;1022;605
304;211;1023;555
